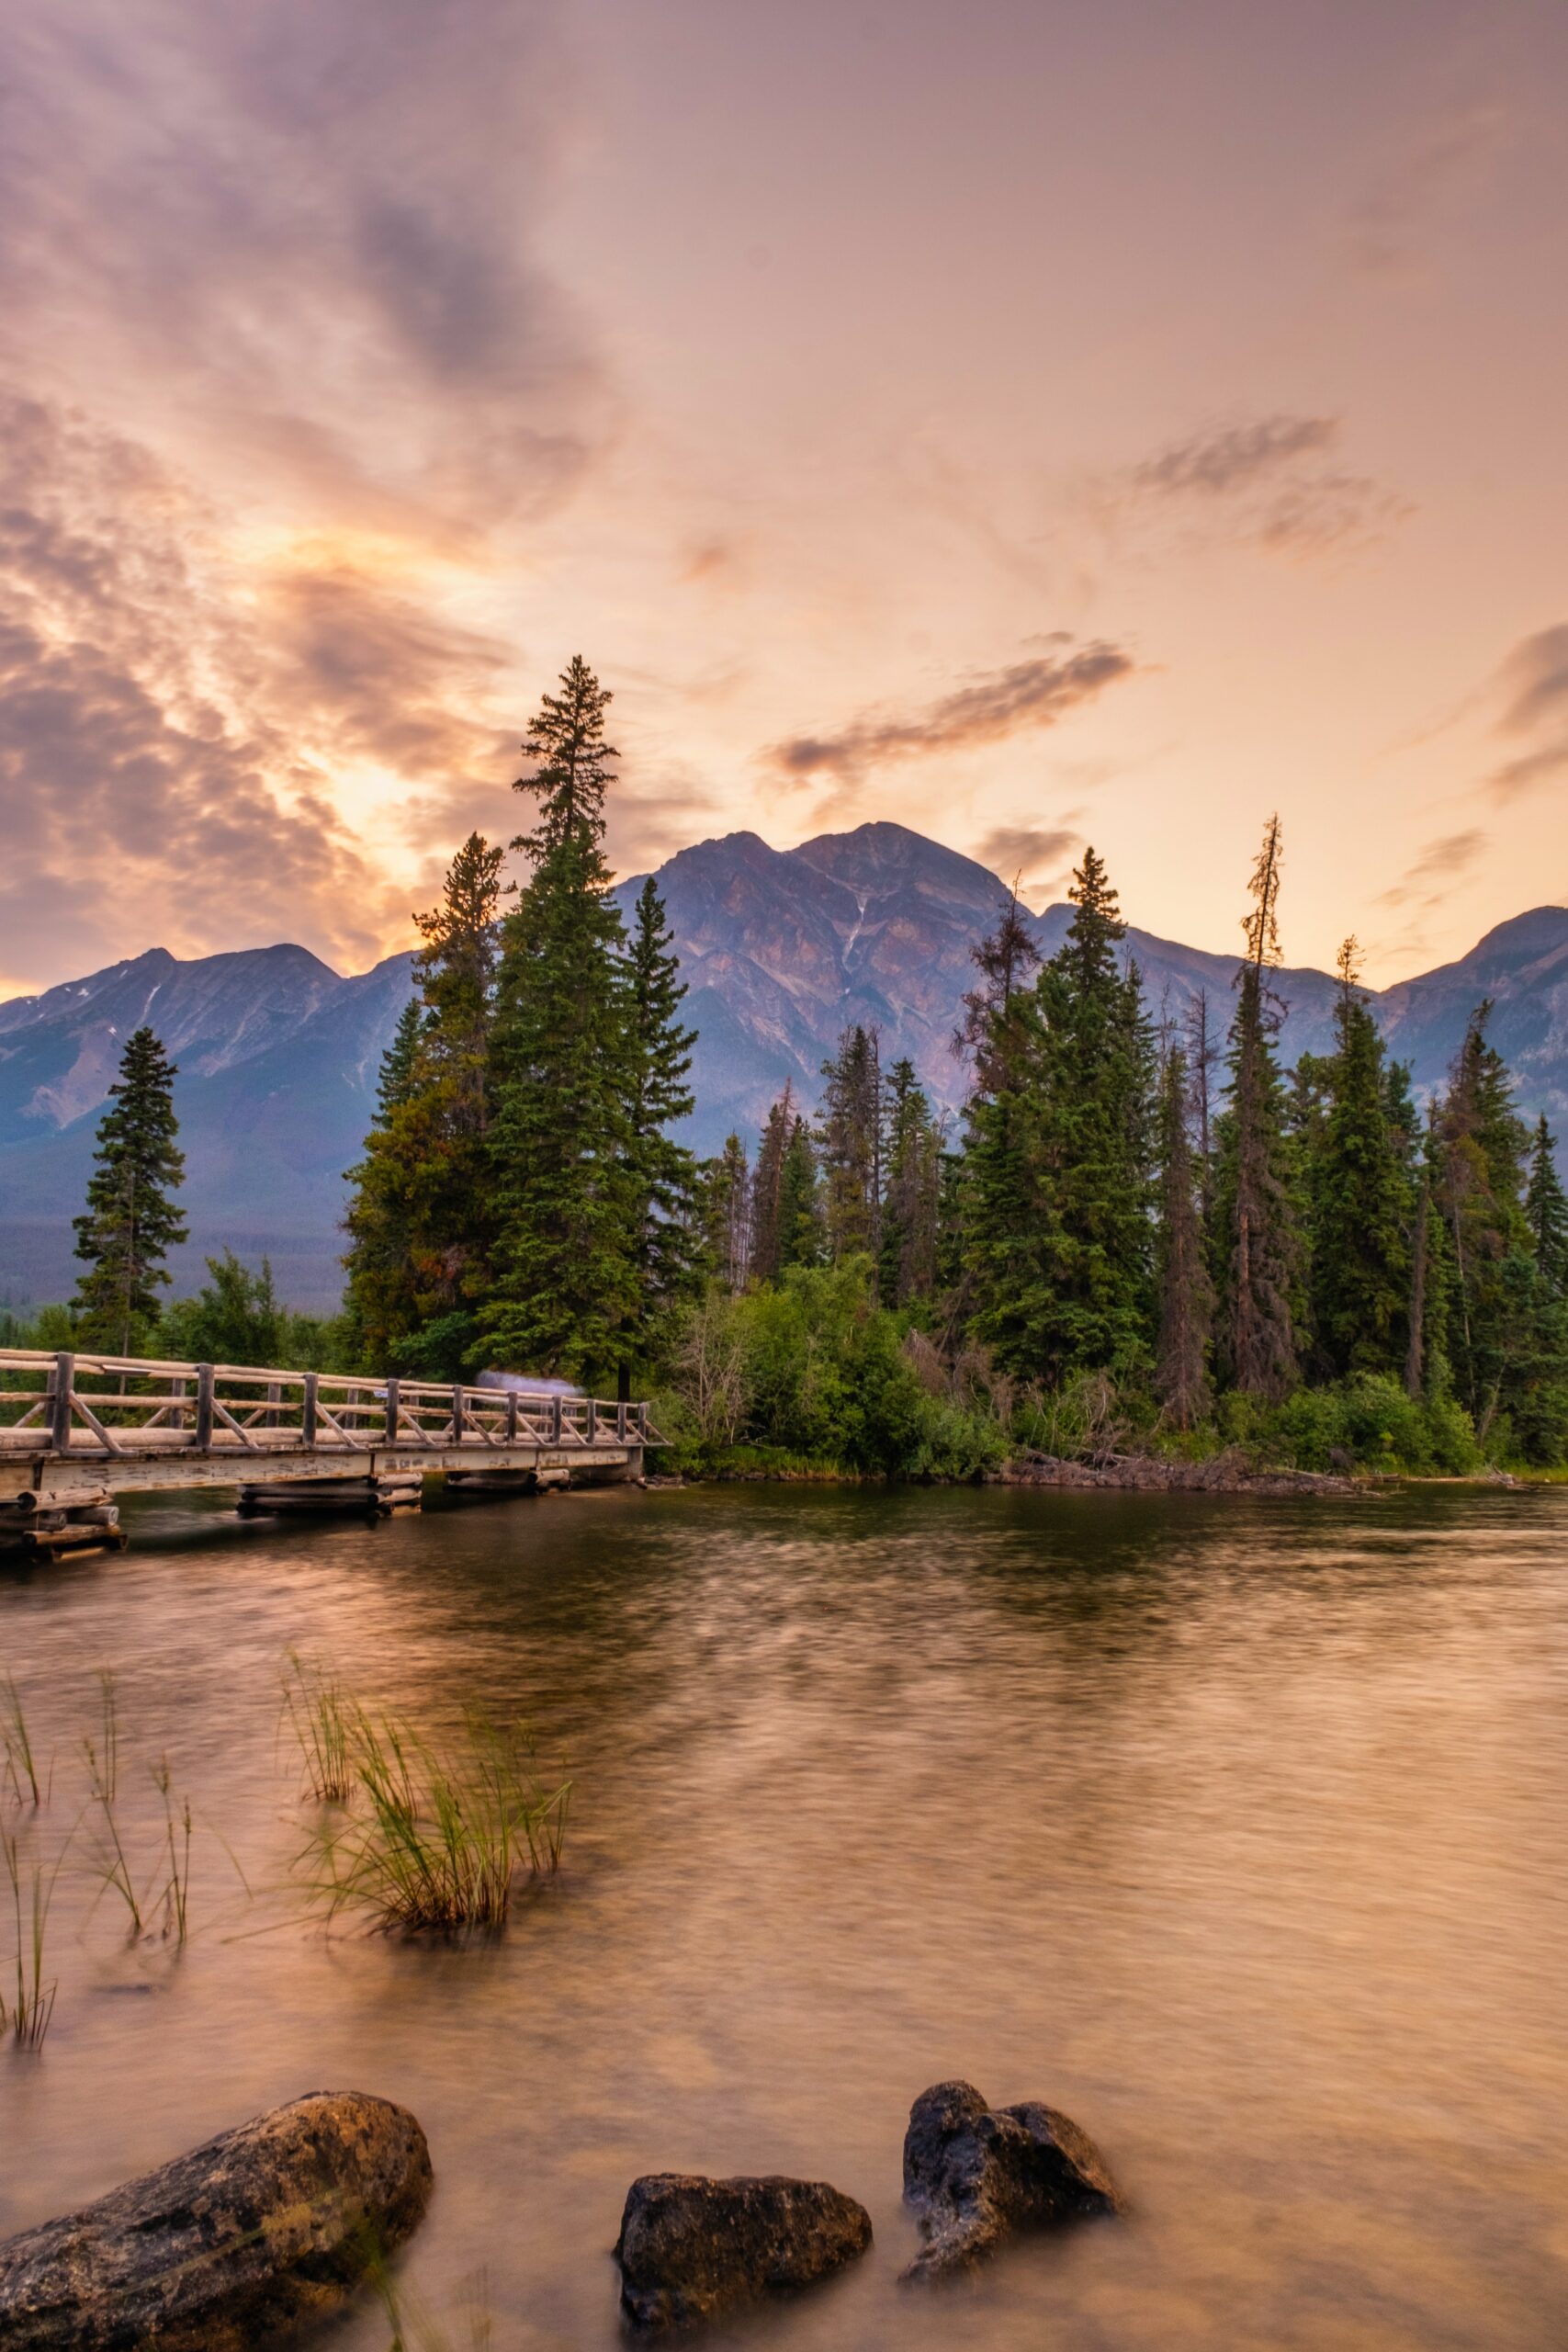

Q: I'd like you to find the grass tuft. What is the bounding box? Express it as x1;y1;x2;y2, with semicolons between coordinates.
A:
2;1677;42;1807
283;1652;356;1804
303;1709;570;1934
2;1827;62;2047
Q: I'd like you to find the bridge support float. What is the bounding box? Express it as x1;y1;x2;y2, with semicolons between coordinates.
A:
0;1487;127;1560
238;1473;423;1520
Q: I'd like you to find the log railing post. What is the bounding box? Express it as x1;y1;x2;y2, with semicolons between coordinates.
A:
301;1373;319;1448
585;1398;598;1444
616;1400;627;1442
384;1378;400;1444
506;1391;519;1442
50;1352;74;1454
637;1401;649;1438
195;1364;215;1452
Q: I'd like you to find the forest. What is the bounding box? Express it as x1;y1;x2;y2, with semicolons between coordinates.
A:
14;658;1568;1481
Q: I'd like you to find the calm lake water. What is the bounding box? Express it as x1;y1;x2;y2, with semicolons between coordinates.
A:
1;1482;1564;2349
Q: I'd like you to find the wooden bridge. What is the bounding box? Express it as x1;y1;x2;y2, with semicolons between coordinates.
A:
0;1351;659;1554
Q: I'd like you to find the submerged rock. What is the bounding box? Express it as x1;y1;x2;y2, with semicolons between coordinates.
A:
901;2079;1122;2279
0;2090;432;2351
615;2172;872;2331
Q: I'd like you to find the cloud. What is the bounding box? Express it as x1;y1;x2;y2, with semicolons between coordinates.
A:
1376;829;1486;909
1488;625;1568;801
0;0;608;545
1131;416;1338;499
0;391;415;982
1118;413;1408;559
764;643;1135;786
973;826;1079;892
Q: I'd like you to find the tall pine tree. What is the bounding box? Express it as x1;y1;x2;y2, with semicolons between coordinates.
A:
1213;817;1302;1399
818;1025;883;1273
1526;1115;1568;1298
73;1027;187;1354
1306;939;1413;1378
484;657;637;1382
1155;1045;1213;1428
881;1058;942;1306
622;875;700;1387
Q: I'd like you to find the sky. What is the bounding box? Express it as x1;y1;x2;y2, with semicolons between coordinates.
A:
2;0;1566;998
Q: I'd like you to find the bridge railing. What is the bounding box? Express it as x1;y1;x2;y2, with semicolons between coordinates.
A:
0;1351;655;1458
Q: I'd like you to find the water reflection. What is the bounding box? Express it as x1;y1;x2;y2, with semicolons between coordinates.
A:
2;1483;1564;2348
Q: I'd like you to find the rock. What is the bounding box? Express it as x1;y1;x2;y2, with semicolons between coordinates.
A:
0;2090;432;2351
901;2080;1122;2279
615;2173;873;2331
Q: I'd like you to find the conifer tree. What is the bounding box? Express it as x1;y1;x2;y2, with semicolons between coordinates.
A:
343;997;430;1369
749;1087;794;1285
1155;1046;1213;1427
1306;939;1413;1378
622;875;700;1384
956;888;1043;1373
818;1025;883;1272
776;1113;823;1272
1525;1114;1568;1298
881;1058;942;1305
703;1134;752;1291
73;1026;187;1354
1432;1002;1541;1444
1213;817;1302;1399
342;838;503;1377
484;657;637;1382
1022;849;1156;1381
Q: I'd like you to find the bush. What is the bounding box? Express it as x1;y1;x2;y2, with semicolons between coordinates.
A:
1222;1374;1482;1475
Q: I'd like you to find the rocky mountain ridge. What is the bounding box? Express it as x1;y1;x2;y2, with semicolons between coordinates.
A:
2;822;1564;1308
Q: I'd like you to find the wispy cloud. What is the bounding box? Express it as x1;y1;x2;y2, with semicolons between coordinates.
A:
1119;413;1407;558
763;643;1135;786
1488;625;1568;801
973;825;1079;897
1376;829;1486;910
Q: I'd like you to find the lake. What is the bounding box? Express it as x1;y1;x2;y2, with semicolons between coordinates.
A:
1;1481;1564;2349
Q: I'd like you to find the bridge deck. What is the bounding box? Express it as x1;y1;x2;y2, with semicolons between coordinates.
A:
0;1350;656;1500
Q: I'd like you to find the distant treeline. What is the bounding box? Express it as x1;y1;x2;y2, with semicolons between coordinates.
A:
19;658;1568;1477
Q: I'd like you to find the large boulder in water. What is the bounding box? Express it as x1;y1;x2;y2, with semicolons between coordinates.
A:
901;2079;1122;2280
0;2090;431;2350
615;2173;872;2331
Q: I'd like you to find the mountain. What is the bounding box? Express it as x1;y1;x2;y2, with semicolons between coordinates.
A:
2;822;1565;1310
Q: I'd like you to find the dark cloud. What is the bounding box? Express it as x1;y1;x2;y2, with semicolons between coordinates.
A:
1132;416;1338;499
0;0;606;541
1121;414;1407;557
973;826;1079;890
764;644;1135;785
1489;625;1568;801
1376;829;1485;910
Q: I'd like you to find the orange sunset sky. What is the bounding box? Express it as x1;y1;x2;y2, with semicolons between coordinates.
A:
2;0;1566;998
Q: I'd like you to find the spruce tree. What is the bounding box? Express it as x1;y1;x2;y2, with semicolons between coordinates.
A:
1213;817;1302;1400
342;837;503;1378
73;1026;187;1354
881;1058;942;1306
749;1087;794;1286
1022;849;1156;1382
1155;1046;1214;1428
1526;1115;1568;1297
956;889;1043;1374
1432;1002;1535;1442
703;1134;752;1291
1306;940;1413;1378
818;1026;883;1273
622;875;700;1385
777;1114;823;1272
484;657;637;1382
343;997;431;1369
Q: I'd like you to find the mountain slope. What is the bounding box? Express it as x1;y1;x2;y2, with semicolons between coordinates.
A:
2;823;1564;1311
